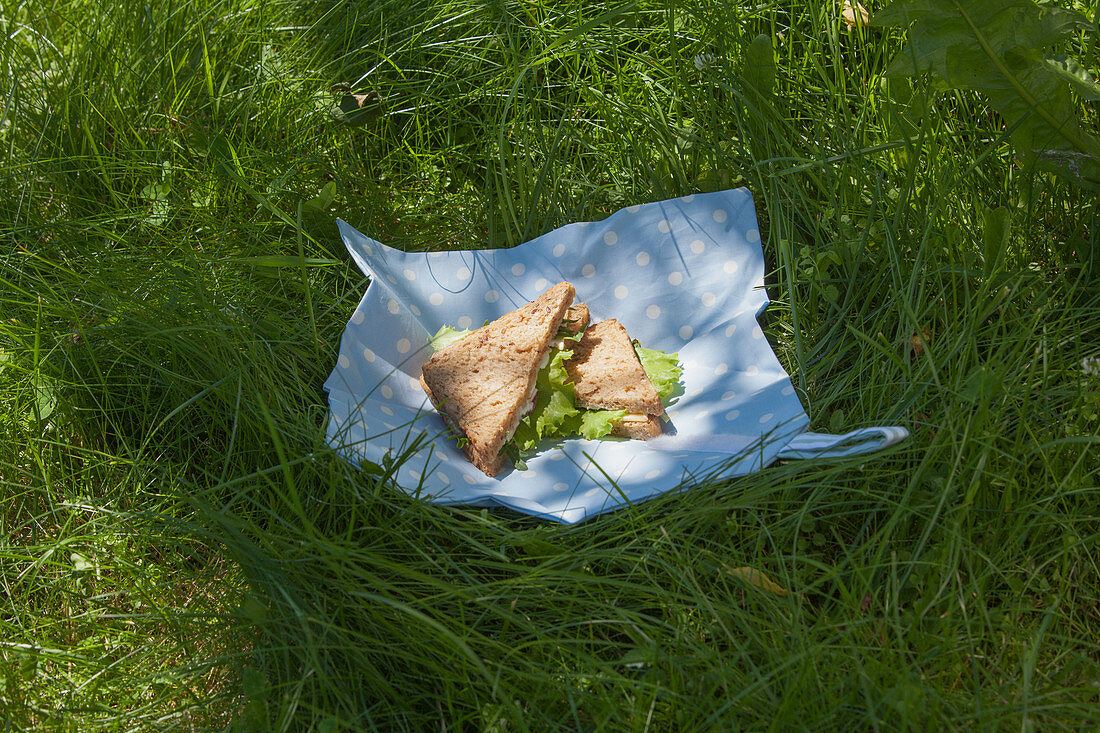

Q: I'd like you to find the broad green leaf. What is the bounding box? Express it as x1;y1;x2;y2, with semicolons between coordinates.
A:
32;376;57;423
241;667;267;699
141;181;170;201
303;181;337;213
141;180;171;226
190;180;215;208
875;0;1100;179
743;34;776;99
871;0;952;27
1044;56;1100;101
960;365;1003;405
618;644;658;668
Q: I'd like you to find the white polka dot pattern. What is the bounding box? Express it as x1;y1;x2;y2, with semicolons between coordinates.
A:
321;188;900;525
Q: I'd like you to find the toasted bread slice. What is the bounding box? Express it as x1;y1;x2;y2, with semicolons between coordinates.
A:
565;319;663;414
420;282;576;476
564;319;664;440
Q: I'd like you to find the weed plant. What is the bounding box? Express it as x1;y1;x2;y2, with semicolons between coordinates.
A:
1;0;1098;730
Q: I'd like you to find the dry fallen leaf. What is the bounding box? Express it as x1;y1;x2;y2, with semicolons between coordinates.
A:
842;0;870;28
727;566;788;595
909;328;932;359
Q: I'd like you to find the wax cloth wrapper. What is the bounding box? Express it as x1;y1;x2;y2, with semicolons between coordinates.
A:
324;188;908;523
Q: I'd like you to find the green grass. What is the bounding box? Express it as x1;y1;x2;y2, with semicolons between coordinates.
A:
2;0;1098;729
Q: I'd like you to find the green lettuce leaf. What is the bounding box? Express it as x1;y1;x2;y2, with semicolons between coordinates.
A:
634;344;683;400
555;322;587;342
500;442;528;471
579;409;628;440
428;324;472;351
512;348;583;451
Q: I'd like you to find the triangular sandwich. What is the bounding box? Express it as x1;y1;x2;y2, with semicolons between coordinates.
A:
420;282;576;476
564;318;664;440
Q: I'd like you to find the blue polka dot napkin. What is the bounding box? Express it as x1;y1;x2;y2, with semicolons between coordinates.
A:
324;188;907;523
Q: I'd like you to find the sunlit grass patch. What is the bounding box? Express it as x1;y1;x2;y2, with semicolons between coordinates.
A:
1;0;1098;729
